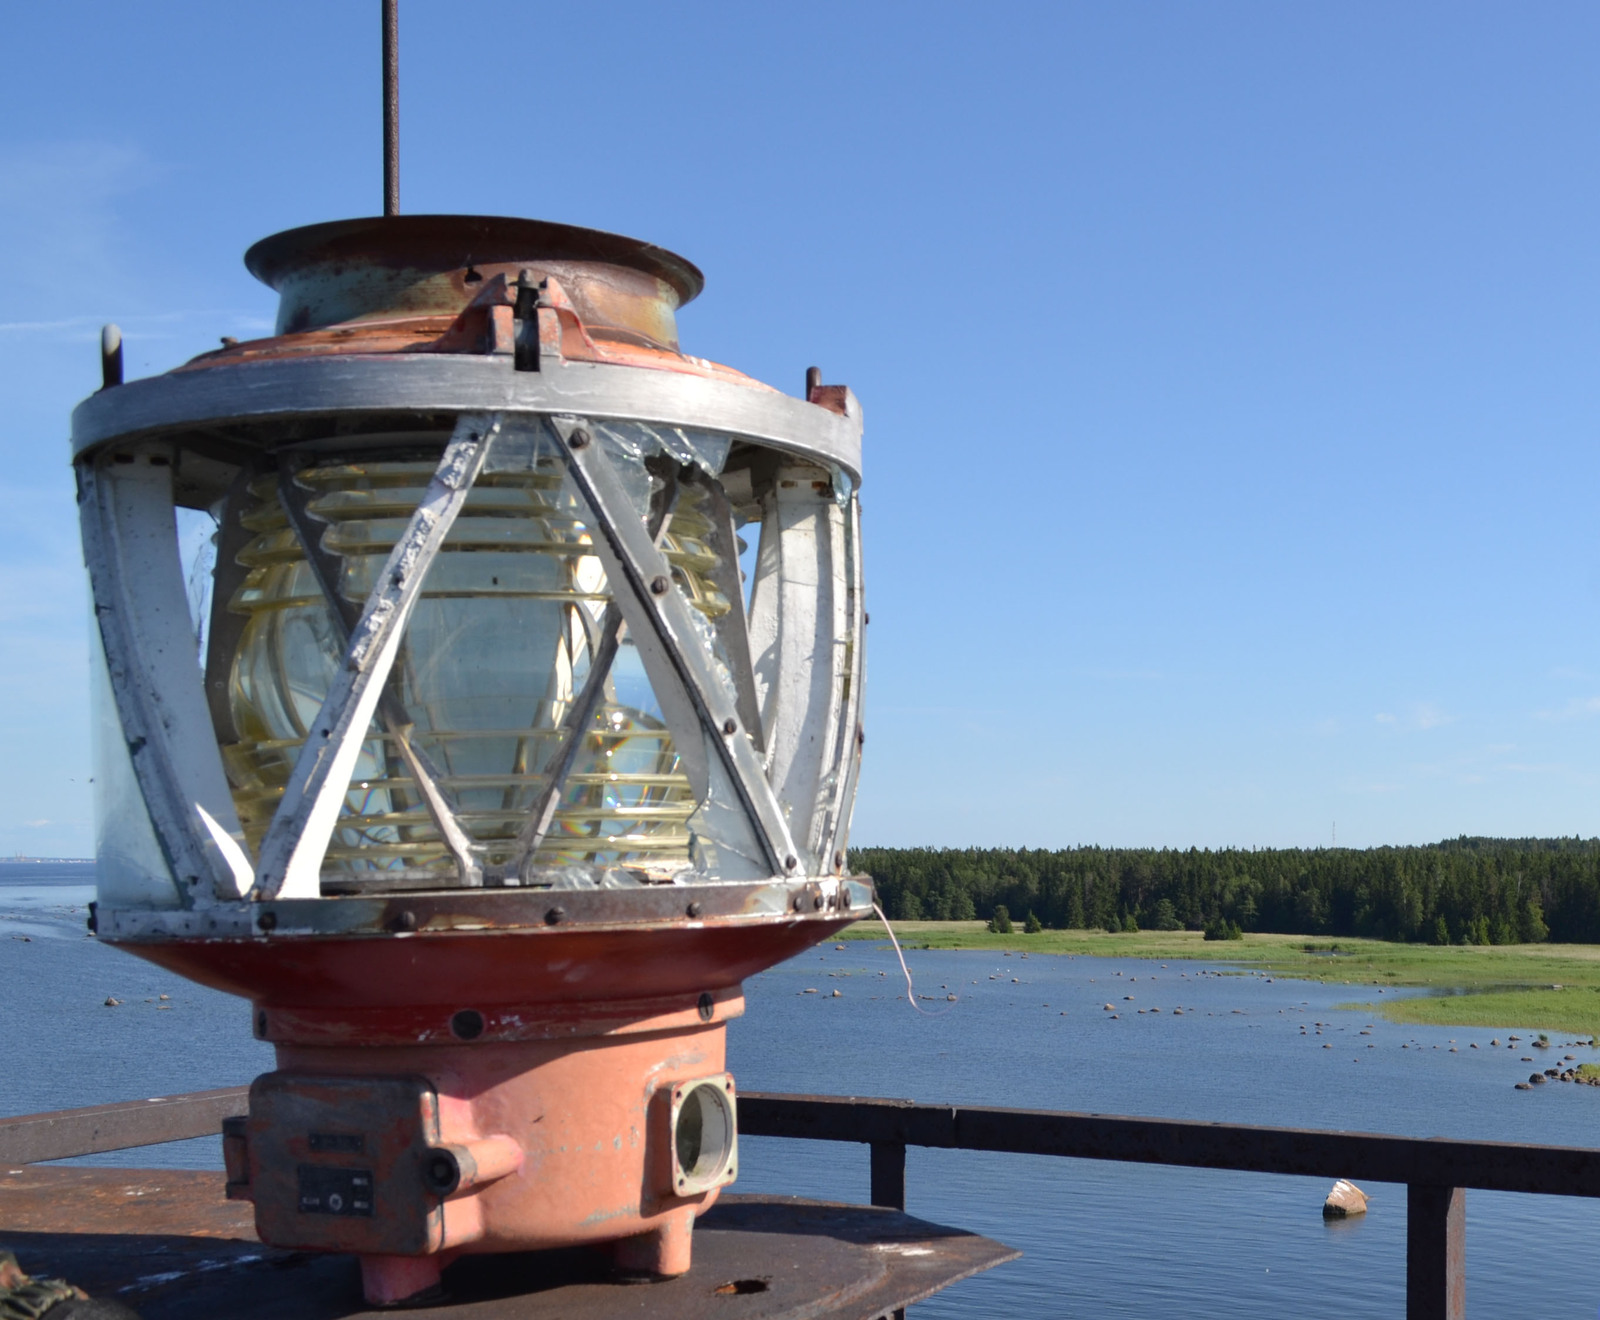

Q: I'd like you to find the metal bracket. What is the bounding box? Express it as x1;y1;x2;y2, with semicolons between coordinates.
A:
254;413;504;900
546;416;801;878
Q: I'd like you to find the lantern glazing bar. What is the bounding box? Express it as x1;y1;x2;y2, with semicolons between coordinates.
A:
254;413;504;899
547;415;800;879
274;460;480;885
78;450;252;903
812;493;866;870
747;464;857;874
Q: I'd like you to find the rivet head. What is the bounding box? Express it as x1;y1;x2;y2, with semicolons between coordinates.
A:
545;906;565;926
569;428;590;449
833;851;845;869
813;893;824;910
687;901;703;918
722;718;738;735
793;895;805;912
784;854;798;871
841;888;853;909
650;576;669;595
256;911;277;932
697;991;715;1021
391;909;417;932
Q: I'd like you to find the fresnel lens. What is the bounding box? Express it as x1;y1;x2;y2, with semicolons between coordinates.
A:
73;216;866;1305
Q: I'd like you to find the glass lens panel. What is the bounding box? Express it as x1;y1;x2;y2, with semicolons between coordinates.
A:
214;424;752;886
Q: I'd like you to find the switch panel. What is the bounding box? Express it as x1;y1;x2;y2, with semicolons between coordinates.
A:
247;1073;442;1255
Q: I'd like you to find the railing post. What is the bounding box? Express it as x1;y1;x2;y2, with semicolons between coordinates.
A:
870;1140;906;1211
1407;1184;1465;1320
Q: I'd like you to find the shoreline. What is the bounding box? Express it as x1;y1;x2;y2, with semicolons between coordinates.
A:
841;921;1600;1037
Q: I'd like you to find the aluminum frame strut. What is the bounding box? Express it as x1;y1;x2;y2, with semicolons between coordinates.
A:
275;463;481;886
78;448;253;903
546;416;801;878
254;413;504;900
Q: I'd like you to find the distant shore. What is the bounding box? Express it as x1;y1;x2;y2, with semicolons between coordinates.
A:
841;921;1600;1038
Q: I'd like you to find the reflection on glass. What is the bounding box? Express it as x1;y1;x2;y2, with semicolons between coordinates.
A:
217;447;732;882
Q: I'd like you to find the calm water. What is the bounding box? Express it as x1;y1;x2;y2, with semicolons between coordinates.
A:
3;865;1597;1317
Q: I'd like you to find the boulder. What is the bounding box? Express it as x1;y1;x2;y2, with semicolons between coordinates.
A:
1530;1074;1547;1084
1323;1180;1368;1218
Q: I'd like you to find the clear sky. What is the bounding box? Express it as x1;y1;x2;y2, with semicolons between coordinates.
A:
4;2;1600;857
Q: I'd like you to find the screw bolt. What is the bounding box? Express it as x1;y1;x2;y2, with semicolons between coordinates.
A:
650;576;669;595
569;428;590;449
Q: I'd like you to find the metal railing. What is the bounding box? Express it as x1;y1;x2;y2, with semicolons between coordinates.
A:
7;1087;1597;1320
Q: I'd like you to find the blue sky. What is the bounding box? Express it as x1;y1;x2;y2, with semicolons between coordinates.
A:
5;2;1600;856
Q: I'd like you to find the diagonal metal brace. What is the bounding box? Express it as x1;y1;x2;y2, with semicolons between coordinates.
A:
546;416;800;878
276;464;481;886
254;413;504;900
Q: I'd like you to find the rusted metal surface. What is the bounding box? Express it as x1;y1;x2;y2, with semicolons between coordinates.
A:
243;1074;443;1256
111;919;862;1023
738;1092;1600;1197
242;215;702;344
98;875;869;940
1406;1185;1465;1320
0;1167;255;1239
0;1172;1015;1320
0;1089;247;1167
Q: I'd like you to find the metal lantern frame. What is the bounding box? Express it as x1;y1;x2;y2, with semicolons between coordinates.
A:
73;346;868;941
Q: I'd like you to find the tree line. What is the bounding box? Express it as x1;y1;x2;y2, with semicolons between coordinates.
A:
849;837;1600;945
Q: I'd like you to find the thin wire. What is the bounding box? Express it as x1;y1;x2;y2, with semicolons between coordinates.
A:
872;902;954;1017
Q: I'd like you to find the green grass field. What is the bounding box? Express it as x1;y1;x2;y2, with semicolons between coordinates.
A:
839;920;1600;1036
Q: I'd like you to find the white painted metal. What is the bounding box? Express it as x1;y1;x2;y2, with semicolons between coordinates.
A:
746;464;854;873
548;417;800;877
253;414;504;900
78;451;253;902
815;496;866;869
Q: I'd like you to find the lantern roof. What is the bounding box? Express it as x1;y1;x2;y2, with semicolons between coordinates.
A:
244;214;705;344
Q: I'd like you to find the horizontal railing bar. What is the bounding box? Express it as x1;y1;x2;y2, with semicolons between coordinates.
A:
738;1093;1600;1199
0;1087;248;1166
3;1085;1595;1205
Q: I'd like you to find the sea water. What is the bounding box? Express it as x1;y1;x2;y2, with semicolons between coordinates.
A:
2;864;1595;1317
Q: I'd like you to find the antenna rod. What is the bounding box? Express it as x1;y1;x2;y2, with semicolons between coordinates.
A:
382;0;399;215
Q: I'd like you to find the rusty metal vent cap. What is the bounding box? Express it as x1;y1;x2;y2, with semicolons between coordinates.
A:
245;214;704;339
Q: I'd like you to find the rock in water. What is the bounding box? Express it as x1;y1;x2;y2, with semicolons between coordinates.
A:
1323;1179;1369;1218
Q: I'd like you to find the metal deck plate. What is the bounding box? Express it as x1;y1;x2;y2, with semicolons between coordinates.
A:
0;1168;1017;1319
